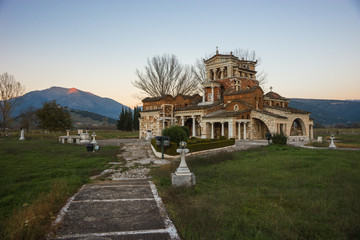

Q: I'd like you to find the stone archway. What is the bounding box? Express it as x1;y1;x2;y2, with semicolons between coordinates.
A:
290;118;306;136
252;118;271;139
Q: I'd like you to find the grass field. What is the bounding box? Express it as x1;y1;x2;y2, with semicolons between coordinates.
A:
151;145;360;240
0;137;120;239
6;129;139;140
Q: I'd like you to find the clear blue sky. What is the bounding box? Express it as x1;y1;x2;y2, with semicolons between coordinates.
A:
1;0;359;107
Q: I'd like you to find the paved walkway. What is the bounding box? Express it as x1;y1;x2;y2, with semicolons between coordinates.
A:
53;139;269;240
53;180;179;240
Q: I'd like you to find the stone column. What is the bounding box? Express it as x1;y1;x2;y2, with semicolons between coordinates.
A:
243;123;247;140
192;116;196;137
202;89;205;102
221;122;224;136
211;122;214;139
181;117;185;126
139;119;142;139
238;122;241;140
228;120;233;138
211;86;214;103
213;69;216;80
207;69;211;81
220;67;224;79
228;65;233;77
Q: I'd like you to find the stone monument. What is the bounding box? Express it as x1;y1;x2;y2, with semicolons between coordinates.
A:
172;141;196;187
91;132;97;145
19;129;25;141
328;135;336;149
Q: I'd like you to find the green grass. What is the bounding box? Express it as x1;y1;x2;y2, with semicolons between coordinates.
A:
151;145;360;240
308;133;360;148
0;137;119;239
7;129;139;140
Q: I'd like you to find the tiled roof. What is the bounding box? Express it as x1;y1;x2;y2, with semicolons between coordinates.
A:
264;91;287;100
228;99;252;107
265;105;310;114
142;94;200;103
223;86;262;96
203;109;251;119
253;109;288;119
176;100;223;111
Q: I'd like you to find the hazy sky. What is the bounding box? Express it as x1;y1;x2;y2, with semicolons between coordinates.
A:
1;0;359;107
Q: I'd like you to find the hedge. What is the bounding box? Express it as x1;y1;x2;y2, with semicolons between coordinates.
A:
151;138;235;156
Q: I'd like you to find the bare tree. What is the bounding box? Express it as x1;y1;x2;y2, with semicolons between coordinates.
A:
133;54;199;97
20;106;37;132
233;48;268;88
0;73;25;133
191;58;207;91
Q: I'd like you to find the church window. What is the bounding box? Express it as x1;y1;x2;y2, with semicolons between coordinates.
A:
150;106;153;110
208;93;212;101
154;106;157;109
234;105;239;111
217;93;221;99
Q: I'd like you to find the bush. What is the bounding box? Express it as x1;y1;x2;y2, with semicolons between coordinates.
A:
161;125;188;145
219;136;227;140
181;126;191;138
271;133;288;145
151;138;236;156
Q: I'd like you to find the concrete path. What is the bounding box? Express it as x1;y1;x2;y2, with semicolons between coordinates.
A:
53;180;179;240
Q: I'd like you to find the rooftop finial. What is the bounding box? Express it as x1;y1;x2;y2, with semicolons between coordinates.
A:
270;86;273;92
216;46;219;54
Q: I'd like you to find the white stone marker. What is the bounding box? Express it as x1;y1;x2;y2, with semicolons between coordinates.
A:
328;136;336;149
172;141;196;187
19;129;25;141
91;132;97;144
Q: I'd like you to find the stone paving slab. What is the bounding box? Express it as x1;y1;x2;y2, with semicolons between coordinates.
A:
61;232;171;240
74;185;153;201
53;180;179;240
56;201;164;235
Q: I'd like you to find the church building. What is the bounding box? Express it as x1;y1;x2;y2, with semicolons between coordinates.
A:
139;50;313;141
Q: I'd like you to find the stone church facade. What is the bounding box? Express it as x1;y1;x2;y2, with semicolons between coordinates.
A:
139;50;314;141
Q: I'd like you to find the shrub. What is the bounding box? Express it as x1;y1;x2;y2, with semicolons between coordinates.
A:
181;126;191;138
271;133;288;145
162;125;188;145
219;136;227;140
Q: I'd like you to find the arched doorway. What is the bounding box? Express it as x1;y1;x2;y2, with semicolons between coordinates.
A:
252;118;270;139
290;118;305;136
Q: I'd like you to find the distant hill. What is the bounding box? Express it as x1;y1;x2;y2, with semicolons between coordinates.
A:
13;87;130;119
14;107;117;128
289;99;360;125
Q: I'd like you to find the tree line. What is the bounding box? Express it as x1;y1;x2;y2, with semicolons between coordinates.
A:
116;106;141;131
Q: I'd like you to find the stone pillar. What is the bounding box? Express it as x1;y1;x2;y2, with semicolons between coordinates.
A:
238;122;241;140
220;67;224;79
221;122;224;136
181;117;185;126
202;89;205;102
213;69;217;80
207;69;211;81
211;87;214;103
162;119;165;130
211;122;214;139
139;119;142;139
228;120;233;138
192;116;196;137
243;123;247;140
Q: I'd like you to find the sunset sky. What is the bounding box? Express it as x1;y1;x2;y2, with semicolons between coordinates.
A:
1;0;359;107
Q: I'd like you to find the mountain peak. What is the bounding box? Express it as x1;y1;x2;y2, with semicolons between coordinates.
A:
68;88;79;94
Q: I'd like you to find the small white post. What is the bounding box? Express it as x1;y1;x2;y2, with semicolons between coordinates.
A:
19;129;25;141
221;122;224;136
192;116;196;137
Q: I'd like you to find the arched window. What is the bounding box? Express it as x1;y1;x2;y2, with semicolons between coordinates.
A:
217;93;221;99
234;104;239;111
208;93;212;101
154;106;157;110
247;114;250;119
150;106;153;110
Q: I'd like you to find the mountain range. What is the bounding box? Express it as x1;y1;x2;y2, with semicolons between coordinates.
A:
13;87;130;120
12;87;360;126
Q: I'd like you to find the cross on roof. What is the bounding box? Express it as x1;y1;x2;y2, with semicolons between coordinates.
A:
270;86;273;92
